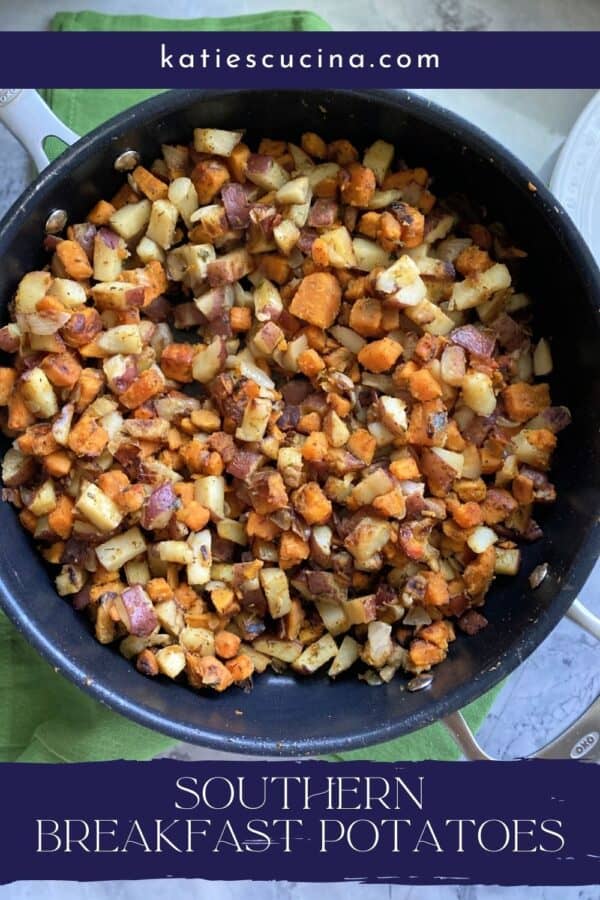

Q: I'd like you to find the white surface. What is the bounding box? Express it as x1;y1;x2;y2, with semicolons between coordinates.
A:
0;4;599;897
551;90;600;260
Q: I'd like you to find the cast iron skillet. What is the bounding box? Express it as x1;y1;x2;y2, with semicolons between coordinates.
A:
0;89;599;757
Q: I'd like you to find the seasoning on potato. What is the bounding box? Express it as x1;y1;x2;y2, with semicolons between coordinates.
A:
0;126;569;694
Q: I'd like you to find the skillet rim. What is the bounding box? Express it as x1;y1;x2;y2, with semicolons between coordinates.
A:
0;88;599;756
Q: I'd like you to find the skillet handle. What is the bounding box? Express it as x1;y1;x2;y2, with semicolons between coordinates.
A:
443;598;600;761
0;89;79;172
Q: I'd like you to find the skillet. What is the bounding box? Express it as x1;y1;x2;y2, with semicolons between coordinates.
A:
0;88;599;757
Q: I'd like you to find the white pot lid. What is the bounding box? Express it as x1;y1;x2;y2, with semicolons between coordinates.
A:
551;90;600;263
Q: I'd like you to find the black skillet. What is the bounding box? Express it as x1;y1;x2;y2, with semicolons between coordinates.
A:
0;88;599;757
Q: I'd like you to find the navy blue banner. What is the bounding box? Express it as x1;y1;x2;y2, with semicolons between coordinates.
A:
0;32;599;88
0;759;598;885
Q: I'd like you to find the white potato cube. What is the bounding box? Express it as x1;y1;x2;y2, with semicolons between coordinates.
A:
275;175;311;205
97;325;142;355
292;633;339;674
461;371;497;416
76;481;123;532
15;271;52;314
187;529;212;586
376;255;426;307
194;476;225;518
109;199;152;241
431;447;464;476
156;645;187;679
146;199;179;250
136;236;165;265
329;635;360;678
96;527;147;571
259;567;292;619
273;219;300;255
193;128;243;157
363;139;395;185
167;177;199;227
352;237;391;272
21;367;58;418
29;480;57;517
450;263;511;310
48;278;87;308
315;226;356;269
157;541;193;565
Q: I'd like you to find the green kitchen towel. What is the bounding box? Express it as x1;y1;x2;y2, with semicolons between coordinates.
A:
0;10;501;762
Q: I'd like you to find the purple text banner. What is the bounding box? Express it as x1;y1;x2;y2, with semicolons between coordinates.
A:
0;32;599;88
1;759;598;885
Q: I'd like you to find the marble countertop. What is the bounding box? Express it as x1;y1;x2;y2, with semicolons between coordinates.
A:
0;4;599;897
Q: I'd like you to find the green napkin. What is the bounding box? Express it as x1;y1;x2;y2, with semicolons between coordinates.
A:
1;9;501;763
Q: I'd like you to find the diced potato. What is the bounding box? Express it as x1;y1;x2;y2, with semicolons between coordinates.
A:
376;255;426;307
461;371;497;416
21;368;58;418
352;467;394;507
363;139;395;185
192;337;226;384
450;263;511;310
95;527;147;571
216;518;247;546
48;278;87;308
362;621;393;668
136;236;165;265
156;645;186;679
292;633;338;674
314;600;350;637
93;233;124;282
90;281;145;310
533;338;553;376
180;626;215;655
494;546;521;576
29;480;57;517
76;480;123;532
97;325;142;355
306;163;340;189
239;643;271;673
109;199;152;241
467;525;498;553
167;242;216;284
246;156;289;191
146;199;179;250
167;177;199;228
15;271;52;314
253;636;303;663
285;200;311;229
352;237;391;272
194;476;225;518
404;299;455;336
193;128;243;157
236;397;272;443
431;446;464;476
328;635;360;677
187;529;212;585
259;567;292;619
275;176;311;205
273;219;300;255
423;212;456;244
314;226;356;269
367;189;402;210
379;396;408;435
157;540;193;565
155;599;184;637
254;278;283;321
124;557;151;586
